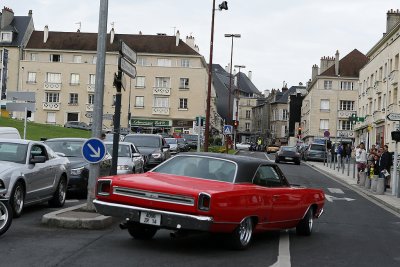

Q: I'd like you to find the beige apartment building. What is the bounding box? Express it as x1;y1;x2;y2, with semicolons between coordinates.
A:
301;50;368;145
355;10;400;151
19;28;219;135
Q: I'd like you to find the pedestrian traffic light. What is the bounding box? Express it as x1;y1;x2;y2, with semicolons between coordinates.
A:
26;110;32;118
233;120;239;128
298;127;302;136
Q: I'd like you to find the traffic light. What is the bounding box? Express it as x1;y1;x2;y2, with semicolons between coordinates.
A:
233;120;239;128
26;110;32;118
298;127;302;136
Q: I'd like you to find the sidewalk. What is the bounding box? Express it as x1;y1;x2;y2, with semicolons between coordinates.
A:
305;160;400;214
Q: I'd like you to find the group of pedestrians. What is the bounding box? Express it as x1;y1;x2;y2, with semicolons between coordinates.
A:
356;143;392;191
330;142;352;167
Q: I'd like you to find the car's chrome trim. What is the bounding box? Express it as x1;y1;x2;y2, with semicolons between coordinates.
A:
113;186;195;206
93;199;213;231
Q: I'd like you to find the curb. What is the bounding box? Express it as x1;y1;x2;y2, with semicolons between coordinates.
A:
305;162;400;215
41;203;114;230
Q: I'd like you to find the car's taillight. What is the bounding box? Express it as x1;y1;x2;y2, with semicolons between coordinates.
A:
198;192;211;211
97;179;112;196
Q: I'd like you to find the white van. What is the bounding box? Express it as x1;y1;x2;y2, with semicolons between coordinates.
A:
0;127;21;139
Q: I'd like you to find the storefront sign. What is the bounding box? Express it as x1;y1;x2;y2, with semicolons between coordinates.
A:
131;118;171;127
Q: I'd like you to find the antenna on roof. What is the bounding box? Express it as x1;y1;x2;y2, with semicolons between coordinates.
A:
75;22;81;32
111;22;115;29
171;26;176;35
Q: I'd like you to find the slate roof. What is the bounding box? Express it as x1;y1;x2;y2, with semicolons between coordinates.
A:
273;85;306;104
0;16;32;47
320;49;368;78
26;31;201;55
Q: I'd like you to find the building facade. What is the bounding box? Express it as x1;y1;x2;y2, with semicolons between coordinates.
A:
301;50;368;145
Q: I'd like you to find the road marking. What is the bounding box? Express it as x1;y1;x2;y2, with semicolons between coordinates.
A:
327;188;344;194
65;200;80;203
325;194;355;202
264;153;274;162
270;230;291;267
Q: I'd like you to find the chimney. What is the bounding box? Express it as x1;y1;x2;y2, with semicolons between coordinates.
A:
264;89;270;97
335;50;340;76
186;35;199;52
139;31;142;35
320;56;335;73
248;71;252;81
28;10;32;17
175;30;180;46
1;7;14;29
386;9;400;33
110;27;115;44
311;64;319;80
225;63;230;73
43;25;49;43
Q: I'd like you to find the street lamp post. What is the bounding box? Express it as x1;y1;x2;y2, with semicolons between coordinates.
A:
204;1;228;152
224;33;241;153
233;65;245;147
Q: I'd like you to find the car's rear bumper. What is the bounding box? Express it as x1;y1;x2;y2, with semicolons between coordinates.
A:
93;199;214;231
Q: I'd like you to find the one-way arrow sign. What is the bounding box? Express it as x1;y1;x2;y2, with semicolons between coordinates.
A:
325;194;355;203
387;113;400;121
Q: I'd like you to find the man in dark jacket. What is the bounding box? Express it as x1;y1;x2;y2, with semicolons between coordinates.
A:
378;145;392;191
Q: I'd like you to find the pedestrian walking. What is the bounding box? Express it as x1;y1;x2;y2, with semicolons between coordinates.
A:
355;143;367;183
378;145;392;191
345;144;352;163
337;143;343;168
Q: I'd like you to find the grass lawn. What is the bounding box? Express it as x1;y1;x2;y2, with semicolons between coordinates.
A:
0;117;91;141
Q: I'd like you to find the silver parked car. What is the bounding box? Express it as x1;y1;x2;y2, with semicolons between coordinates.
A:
104;141;144;174
164;138;179;155
0;139;70;217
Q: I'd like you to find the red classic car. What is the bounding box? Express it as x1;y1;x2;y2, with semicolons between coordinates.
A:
94;152;325;250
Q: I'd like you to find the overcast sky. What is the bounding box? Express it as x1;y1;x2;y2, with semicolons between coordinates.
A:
3;0;400;92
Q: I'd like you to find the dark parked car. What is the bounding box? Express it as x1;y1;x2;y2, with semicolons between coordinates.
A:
64;121;91;131
275;146;301;165
176;138;189;152
123;134;171;170
44;138;112;194
182;134;199;149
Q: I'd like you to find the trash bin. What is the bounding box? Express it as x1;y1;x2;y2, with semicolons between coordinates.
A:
359;171;366;186
370;175;378;192
376;177;385;195
364;176;371;189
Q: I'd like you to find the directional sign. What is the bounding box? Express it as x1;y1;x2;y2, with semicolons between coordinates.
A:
223;125;233;135
325;194;355;203
121;41;137;64
82;138;106;163
120;57;137;79
387;113;400;121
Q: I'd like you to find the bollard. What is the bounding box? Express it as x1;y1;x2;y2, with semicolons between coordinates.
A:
359;171;366;186
371;175;378;192
353;159;356;179
347;158;350;176
376;177;385;195
364;175;371;189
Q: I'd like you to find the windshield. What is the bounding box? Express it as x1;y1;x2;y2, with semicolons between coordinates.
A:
165;138;177;145
282;146;297;152
124;135;161;148
45;140;84;157
0;142;28;164
182;134;198;141
106;144;131;157
153;155;236;183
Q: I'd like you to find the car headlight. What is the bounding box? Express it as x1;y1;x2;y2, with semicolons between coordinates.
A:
117;165;130;170
152;152;162;159
71;166;85;176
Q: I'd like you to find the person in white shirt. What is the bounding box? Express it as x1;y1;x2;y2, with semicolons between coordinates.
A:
355;143;367;183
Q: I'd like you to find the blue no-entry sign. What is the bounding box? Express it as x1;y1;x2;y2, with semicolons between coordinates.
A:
82;138;106;163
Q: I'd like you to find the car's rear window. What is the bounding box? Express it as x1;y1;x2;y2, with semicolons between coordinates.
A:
153;155;236;183
124;135;161;148
45;140;84;157
310;144;325;151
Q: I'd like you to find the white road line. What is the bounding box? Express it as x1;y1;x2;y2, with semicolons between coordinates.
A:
65;200;80;203
327;188;344;194
270;231;291;267
264;153;274;162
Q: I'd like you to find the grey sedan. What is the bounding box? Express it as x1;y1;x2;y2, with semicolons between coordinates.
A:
105;142;144;174
0;139;70;217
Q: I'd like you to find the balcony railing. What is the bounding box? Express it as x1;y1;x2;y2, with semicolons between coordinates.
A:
87;84;95;92
44;82;62;91
152;107;170;115
153;87;171;96
86;103;93;111
42;102;61;110
337;110;356;119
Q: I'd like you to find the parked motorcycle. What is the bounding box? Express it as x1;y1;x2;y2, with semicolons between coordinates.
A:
0;197;12;236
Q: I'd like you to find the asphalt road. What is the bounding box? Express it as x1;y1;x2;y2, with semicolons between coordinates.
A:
1;151;400;267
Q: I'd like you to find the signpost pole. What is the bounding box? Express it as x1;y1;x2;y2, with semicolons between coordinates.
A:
394;139;398;197
197;116;201;152
23;106;27;139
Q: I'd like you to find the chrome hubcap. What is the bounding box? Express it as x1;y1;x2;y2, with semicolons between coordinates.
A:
13;186;24;213
58;180;66;203
308;216;313;231
238;218;253;246
0;202;9;229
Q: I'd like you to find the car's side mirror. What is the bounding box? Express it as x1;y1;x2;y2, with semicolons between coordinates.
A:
55;152;66;157
30;155;46;164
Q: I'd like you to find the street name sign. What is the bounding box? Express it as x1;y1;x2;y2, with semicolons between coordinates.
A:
387;113;400;121
120;57;137;79
121;41;137;64
82;138;106;163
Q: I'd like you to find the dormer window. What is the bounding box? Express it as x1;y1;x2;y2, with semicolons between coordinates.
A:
0;32;12;43
50;54;62;62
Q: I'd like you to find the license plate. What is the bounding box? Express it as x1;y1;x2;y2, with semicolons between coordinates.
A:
285;157;293;160
140;211;161;226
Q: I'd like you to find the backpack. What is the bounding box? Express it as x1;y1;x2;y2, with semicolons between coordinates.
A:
337;145;343;155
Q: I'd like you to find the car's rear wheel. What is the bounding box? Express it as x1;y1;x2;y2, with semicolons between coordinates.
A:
0;200;12;236
10;181;24;218
296;207;313;236
49;176;67;207
127;222;158;240
229;217;253;250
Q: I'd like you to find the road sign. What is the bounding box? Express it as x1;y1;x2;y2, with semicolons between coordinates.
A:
387;113;400;121
121;41;137;64
120;57;137;79
6;91;35;102
223;125;233;135
6;102;35;112
82;138;106;163
324;130;330;138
